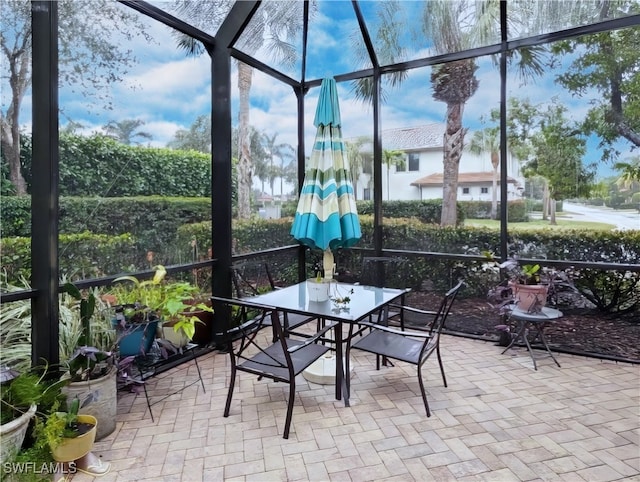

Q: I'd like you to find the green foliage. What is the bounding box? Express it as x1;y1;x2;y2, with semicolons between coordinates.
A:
551;23;640;161
460;200;528;222
59;134;212;197
357;199;465;225
59;283;116;382
571;267;640;314
6;133;213;197
0;196;31;237
109;265;211;340
1;232;138;283
1;372;43;425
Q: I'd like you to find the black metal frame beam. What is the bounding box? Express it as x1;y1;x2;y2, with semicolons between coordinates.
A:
209;0;261;342
31;1;59;368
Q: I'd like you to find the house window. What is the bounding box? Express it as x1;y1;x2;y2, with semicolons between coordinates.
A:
408;153;419;171
363;188;371;200
362;154;373;175
481;187;489;194
462;187;470;194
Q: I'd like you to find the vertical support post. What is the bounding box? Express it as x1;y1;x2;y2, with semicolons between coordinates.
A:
499;0;509;261
31;1;59;368
210;1;260;345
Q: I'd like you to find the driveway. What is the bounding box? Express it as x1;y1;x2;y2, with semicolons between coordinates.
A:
562;201;639;231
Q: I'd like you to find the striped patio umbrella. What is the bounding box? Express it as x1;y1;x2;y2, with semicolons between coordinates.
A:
291;78;361;278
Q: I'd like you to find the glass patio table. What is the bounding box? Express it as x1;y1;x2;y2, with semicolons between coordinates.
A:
236;281;408;405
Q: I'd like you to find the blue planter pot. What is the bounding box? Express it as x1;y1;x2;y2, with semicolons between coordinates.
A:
115;320;159;357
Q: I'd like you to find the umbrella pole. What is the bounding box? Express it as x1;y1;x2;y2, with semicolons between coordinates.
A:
323;249;335;280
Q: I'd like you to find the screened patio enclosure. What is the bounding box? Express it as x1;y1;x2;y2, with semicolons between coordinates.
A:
6;1;640;366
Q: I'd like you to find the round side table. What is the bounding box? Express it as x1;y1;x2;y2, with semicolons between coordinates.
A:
502;306;563;370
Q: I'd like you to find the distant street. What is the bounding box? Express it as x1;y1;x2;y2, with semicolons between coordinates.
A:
562;202;639;231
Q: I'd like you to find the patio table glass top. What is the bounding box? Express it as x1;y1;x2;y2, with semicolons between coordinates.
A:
246;281;407;323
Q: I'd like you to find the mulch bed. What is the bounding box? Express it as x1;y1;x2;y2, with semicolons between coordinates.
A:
405;292;640;364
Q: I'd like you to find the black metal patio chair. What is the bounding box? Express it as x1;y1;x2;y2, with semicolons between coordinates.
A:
231;263;316;339
212;296;336;439
345;280;464;417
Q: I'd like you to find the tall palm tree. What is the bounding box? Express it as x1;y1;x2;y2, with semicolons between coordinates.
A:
467;127;500;219
103;119;152;145
261;132;291;196
353;0;547;226
344;136;370;201
382;149;405;201
174;1;309;218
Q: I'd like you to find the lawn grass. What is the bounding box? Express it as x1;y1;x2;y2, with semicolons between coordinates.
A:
464;217;616;231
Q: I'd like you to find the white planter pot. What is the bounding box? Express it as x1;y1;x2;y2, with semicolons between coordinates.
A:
162;323;189;348
63;368;117;441
306;280;330;302
0;404;37;464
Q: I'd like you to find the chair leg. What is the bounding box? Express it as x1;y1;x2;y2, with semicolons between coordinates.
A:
283;379;296;439
417;365;431;417
436;344;447;387
224;367;236;417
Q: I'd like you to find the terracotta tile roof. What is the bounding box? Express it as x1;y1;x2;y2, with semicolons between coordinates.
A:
411;171;517;186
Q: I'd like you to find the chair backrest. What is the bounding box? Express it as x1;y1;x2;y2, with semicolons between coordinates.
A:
231;262;273;298
213;297;291;378
360;256;406;288
420;280;464;359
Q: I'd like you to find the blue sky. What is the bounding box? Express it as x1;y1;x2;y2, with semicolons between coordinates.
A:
11;1;634;183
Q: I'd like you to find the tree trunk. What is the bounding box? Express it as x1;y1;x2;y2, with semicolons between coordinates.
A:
441;102;465;226
491;151;499;220
549;196;557;225
542;181;549;221
1;47;30;196
237;62;253;219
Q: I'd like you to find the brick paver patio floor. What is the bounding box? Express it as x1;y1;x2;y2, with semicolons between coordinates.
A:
76;332;639;481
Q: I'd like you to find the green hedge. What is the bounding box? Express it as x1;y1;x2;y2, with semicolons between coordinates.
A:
460;200;528;222
2;196;212;259
6;134;213;197
1;232;138;282
2;218;638;313
357;199;464;225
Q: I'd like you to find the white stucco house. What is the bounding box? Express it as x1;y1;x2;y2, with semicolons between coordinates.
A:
350;124;525;202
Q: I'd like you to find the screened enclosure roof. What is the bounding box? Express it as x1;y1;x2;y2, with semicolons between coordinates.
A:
136;0;640;87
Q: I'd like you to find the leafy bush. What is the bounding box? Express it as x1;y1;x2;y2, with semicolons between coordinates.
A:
1;232;138;282
1;133;213;197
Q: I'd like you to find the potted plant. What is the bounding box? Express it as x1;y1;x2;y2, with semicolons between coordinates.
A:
307;271;331;302
43;397;111;476
1;368;46;464
0;364;68;467
60;283;118;441
108;266;212;352
486;254;577;314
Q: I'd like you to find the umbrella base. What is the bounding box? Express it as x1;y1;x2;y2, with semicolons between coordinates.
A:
302;355;352;385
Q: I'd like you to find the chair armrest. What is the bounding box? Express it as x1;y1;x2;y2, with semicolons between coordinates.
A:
388;303;438;316
356;320;431;338
288;321;339;353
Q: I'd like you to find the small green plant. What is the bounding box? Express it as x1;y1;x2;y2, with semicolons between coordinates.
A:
60;283;115;382
109;265;212;341
0;371;46;425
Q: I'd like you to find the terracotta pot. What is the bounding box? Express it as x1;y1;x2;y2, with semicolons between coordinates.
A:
191;309;214;345
62;368;116;441
512;283;548;313
0;404;37;464
50;414;97;462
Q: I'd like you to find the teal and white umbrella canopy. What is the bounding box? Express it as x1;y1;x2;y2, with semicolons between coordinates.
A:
291;78;361;278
